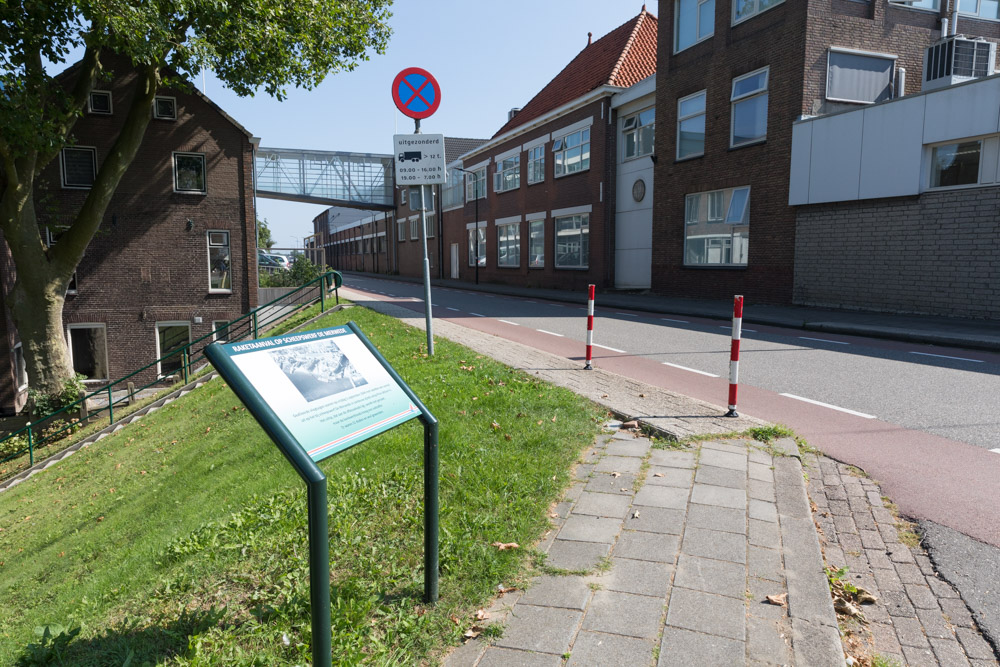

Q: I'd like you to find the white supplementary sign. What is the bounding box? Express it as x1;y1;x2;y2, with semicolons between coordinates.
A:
393;134;446;185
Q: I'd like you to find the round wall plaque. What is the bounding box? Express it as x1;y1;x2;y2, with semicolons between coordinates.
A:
632;178;646;202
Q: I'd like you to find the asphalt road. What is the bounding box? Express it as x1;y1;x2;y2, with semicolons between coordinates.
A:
339;274;1000;650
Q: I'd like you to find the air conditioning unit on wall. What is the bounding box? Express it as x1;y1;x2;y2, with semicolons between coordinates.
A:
923;35;997;92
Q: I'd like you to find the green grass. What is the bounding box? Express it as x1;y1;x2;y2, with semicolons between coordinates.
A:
0;306;604;665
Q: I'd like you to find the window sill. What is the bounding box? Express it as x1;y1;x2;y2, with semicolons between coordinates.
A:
682;264;748;270
173;190;208;196
554;168;590;180
498;265;520;269
623;153;654;164
555;266;590;271
673;33;713;55
527;180;545;186
731;0;785;27
209;289;233;295
675;153;705;164
729;139;767;151
61;185;93;191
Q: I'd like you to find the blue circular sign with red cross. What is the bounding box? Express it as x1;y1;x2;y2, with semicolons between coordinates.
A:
392;67;441;120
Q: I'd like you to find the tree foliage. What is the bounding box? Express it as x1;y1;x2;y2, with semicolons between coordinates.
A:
257;217;274;251
0;0;392;396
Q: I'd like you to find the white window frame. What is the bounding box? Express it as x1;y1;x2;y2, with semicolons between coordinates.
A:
927;139;984;190
677;90;707;160
465;167;487;200
732;0;785;26
527;145;545;184
623;107;656;161
958;0;999;19
424;212;435;239
468;224;486;267
88;90;113;115
153;95;177;120
894;0;940;11
155;321;191;378
496;219;521;268
60;146;98;189
397;219;405;241
675;0;715;53
528;218;545;268
825;47;897;105
172;151;207;194
494;154;521;193
66;323;110;382
12;343;27;391
554;214;589;269
206;230;232;293
409;216;419;240
553;128;591;178
730;67;769;148
212;321;230;342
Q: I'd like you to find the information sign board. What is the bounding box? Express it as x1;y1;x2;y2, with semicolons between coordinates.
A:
209;325;421;462
394;133;446;185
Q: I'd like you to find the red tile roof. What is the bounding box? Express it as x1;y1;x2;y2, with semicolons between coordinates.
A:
492;7;657;138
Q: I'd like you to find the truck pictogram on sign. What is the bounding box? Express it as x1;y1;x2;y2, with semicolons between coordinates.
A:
398;151;423;162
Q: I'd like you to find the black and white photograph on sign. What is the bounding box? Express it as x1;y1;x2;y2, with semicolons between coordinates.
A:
269;339;368;402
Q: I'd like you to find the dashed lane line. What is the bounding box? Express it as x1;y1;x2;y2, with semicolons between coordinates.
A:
446;307;460;312
615;312;638;317
498;320;520;326
991;449;1000;455
910;351;984;363
537;329;565;337
779;393;876;419
661;362;719;378
718;325;757;333
470;313;486;317
592;343;627;353
661;318;689;324
799;336;850;345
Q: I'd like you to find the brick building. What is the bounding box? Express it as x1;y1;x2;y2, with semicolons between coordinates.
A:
0;59;259;414
653;0;1000;305
420;8;658;291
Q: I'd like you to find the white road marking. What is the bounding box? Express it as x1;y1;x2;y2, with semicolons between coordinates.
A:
550;304;564;308
661;318;689;324
719;325;757;333
593;344;627;353
537;329;564;337
446;307;460;312
779;393;876;419
524;300;536;304
799;336;850;345
910;351;983;363
661;362;719;377
498;319;520;326
483;295;495;298
991;449;1000;455
615;312;638;317
470;312;485;317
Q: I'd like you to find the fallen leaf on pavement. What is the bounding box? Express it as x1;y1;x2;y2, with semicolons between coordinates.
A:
464;627;483;639
475;609;490;621
765;593;787;606
497;585;517;594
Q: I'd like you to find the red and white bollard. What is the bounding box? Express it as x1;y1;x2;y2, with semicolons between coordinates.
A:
584;284;595;370
725;295;744;417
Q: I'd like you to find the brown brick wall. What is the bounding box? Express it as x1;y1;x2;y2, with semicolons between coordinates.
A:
653;1;1000;305
794;188;1000;319
19;59;257;393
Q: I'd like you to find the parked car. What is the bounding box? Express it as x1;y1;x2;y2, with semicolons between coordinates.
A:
257;251;283;271
266;253;290;269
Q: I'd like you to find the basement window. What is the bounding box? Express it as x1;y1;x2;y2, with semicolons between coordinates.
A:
68;324;109;381
156;322;191;377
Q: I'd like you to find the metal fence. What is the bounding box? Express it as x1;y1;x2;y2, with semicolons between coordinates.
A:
0;271;342;479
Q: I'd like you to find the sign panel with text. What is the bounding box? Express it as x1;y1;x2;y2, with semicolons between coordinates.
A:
209;325;421;462
394;133;446;185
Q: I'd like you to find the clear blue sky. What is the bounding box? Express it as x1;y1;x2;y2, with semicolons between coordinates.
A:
199;1;659;248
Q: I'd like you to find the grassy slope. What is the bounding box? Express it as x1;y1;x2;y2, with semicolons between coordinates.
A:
0;306;603;665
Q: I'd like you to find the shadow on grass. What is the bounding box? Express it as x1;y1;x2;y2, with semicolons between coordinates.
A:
14;608;225;666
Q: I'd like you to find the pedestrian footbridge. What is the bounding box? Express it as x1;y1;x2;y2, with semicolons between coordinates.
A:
255;147;395;211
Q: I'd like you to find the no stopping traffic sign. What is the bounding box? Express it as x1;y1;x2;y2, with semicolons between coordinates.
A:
392;67;441;119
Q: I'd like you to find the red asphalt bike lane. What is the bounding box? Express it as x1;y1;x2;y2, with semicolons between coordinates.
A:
344;286;1000;549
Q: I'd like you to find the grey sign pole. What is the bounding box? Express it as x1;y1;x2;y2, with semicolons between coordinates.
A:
414;120;435;356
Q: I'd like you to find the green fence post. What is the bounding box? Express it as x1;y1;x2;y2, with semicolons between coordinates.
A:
320;277;326;314
27;423;33;467
107;386;114;425
182;350;189;385
253;312;259;339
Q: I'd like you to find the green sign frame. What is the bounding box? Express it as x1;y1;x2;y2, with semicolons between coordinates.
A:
205;321;439;667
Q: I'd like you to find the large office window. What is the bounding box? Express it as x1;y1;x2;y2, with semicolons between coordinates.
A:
442;167;465;209
468;227;486;267
623;108;655;160
675;0;715;52
733;0;784;24
684;186;750;267
959;0;999;19
497;222;520;267
930;141;982;188
553;128;590;177
494;155;521;193
555;214;589;269
207;231;231;292
527;145;545;184
827;49;895;104
528;220;545;268
677;91;707;159
465;167;486;200
731;68;769;148
60;147;97;189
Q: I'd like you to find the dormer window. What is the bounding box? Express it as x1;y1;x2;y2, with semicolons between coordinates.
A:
88;91;112;115
154;96;177;120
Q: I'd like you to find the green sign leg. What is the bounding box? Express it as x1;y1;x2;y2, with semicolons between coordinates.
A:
423;418;439;603
308;478;332;667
